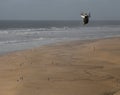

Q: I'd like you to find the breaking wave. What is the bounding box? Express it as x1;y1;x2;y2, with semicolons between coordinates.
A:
0;26;120;45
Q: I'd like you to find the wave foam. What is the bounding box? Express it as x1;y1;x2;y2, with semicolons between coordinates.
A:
0;27;70;36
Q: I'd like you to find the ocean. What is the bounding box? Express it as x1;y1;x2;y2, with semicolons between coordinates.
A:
0;20;120;55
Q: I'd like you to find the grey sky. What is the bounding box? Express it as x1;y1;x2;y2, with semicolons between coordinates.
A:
0;0;120;20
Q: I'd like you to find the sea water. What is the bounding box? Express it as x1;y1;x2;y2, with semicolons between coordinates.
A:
0;20;120;54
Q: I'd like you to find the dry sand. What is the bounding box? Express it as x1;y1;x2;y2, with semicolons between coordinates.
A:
0;37;120;95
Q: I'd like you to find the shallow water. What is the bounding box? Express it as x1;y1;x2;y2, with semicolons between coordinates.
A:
0;20;120;55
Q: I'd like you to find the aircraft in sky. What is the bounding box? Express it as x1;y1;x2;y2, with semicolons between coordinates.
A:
81;12;91;25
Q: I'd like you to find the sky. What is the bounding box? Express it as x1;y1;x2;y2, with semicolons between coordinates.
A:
0;0;120;20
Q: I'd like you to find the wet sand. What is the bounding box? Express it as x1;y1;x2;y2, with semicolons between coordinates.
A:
0;37;120;95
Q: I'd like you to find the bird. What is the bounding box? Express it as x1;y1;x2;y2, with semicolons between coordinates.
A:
81;12;91;25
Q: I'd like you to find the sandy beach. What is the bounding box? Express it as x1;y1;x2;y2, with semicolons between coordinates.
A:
0;37;120;95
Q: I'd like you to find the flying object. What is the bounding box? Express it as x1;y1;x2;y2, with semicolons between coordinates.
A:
81;12;90;25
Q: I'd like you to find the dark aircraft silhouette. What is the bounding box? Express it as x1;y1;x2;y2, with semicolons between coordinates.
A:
81;12;90;25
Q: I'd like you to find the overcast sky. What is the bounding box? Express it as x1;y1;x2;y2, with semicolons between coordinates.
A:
0;0;120;20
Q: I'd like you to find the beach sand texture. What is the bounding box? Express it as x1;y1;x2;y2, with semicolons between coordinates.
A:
0;37;120;95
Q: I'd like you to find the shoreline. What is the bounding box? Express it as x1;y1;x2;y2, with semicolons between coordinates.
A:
0;37;120;95
0;36;119;57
